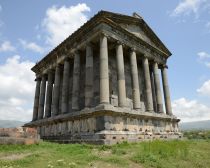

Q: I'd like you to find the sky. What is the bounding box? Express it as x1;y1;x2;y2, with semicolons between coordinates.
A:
0;0;209;122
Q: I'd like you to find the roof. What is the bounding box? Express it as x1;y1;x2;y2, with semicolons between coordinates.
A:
32;10;172;73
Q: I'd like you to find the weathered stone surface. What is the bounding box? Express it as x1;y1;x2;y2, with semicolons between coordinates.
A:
26;11;181;144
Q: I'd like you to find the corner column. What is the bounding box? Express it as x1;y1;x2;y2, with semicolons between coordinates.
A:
52;65;61;116
99;34;110;104
161;66;173;115
72;52;80;110
130;49;141;109
32;77;41;121
116;42;126;107
38;75;47;119
85;43;94;107
153;62;163;113
44;70;54;118
61;58;70;114
143;57;153;111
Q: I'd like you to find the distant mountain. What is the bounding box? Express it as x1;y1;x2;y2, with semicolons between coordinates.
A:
180;120;210;131
0;120;26;128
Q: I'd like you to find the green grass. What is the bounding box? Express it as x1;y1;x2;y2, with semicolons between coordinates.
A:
183;130;210;140
0;139;210;168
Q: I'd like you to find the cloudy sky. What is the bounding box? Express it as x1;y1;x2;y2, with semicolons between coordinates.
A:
0;0;209;122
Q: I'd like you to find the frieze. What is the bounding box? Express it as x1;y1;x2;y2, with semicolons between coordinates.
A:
105;27;166;64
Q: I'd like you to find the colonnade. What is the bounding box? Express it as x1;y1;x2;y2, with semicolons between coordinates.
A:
32;34;173;121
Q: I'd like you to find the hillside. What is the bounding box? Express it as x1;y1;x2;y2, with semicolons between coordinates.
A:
180;120;210;130
0;120;26;128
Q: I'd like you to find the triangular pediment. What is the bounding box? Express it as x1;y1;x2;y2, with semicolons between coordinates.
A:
101;11;171;56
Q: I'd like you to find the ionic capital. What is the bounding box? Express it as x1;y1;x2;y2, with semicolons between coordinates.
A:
130;47;136;52
35;76;41;81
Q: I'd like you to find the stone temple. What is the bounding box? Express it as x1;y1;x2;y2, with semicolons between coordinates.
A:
25;11;182;144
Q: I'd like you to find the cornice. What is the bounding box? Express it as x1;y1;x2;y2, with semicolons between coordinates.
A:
32;10;171;74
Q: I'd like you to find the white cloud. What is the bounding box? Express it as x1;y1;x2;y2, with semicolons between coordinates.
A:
197;51;210;59
197;51;210;68
19;39;44;53
42;3;90;47
0;55;35;121
172;98;210;122
205;62;210;68
197;79;210;96
171;0;206;17
0;41;15;52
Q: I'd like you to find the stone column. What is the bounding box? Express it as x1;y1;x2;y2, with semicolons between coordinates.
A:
68;62;73;112
150;68;158;112
99;34;110;104
143;57;153;111
52;65;61;116
44;70;54;118
32;77;41;121
61;58;70;114
130;49;141;109
153;62;163;113
161;66;173;115
72;52;80;110
38;75;47;119
116;42;127;107
85;43;94;107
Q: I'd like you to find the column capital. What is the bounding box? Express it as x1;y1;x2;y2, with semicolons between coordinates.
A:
130;47;136;52
42;73;48;79
116;40;124;46
100;31;109;38
47;68;55;74
63;56;70;62
35;76;41;81
85;41;94;47
73;50;80;56
160;64;168;69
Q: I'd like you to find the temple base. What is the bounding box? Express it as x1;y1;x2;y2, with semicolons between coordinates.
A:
24;106;182;145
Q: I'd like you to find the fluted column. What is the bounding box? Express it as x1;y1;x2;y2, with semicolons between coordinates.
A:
61;58;70;114
143;57;153;111
153;62;163;113
72;52;80;110
32;77;41;121
38;75;47;119
52;65;61;116
161;66;173;115
130;49;141;109
85;43;94;107
68;62;73;112
116;42;126;107
150;69;157;112
99;34;109;104
44;70;54;118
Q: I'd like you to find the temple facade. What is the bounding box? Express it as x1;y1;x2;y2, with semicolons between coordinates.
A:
25;11;182;144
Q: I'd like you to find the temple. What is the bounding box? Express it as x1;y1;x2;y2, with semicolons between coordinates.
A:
24;11;182;144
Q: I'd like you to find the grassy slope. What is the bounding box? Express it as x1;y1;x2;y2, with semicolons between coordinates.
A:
0;139;210;168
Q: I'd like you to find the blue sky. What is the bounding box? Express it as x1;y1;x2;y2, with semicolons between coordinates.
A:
0;0;209;122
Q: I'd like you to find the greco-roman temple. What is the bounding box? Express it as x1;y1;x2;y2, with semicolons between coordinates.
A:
25;11;182;144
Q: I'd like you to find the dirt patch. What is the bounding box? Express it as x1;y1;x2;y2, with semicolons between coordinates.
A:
85;160;143;168
92;149;112;157
0;153;33;161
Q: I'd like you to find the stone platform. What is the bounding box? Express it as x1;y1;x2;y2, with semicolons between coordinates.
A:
25;104;182;145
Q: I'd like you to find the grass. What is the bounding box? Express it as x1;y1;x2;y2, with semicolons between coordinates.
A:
183;130;210;140
0;138;210;168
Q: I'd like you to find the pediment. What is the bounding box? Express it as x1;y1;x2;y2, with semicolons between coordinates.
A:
120;23;156;48
102;11;171;56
